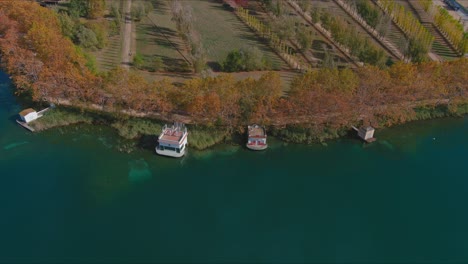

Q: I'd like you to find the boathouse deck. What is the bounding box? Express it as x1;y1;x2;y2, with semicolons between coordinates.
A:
160;130;185;143
248;126;266;138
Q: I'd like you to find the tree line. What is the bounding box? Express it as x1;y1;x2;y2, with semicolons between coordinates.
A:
0;1;467;132
418;0;467;54
377;0;434;62
311;7;389;67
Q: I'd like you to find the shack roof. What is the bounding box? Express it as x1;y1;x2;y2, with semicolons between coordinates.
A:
19;108;36;116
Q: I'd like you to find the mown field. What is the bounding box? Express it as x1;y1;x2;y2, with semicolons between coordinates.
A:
247;0;352;68
93;33;122;72
136;0;191;72
181;0;288;70
133;0;295;89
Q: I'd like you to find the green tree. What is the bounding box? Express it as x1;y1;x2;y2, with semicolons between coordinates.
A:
311;7;321;24
297;26;312;51
87;0;106;19
83;51;98;73
356;0;381;28
222;47;267;72
131;2;146;21
407;38;428;62
75;25;99;49
243;46;265;71
57;13;77;39
86;22;108;49
272;16;296;40
133;53;144;69
69;0;87;18
110;4;121;19
223;50;243;72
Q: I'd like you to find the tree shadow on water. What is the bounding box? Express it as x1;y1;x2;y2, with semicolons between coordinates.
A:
138;135;158;151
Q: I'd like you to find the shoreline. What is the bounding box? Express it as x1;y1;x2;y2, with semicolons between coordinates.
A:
27;102;468;151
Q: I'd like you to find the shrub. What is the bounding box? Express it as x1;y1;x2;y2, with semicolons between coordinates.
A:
356;0;381;28
75;25;99;50
133;53;144;69
86;21;108;49
243;46;266;71
150;57;164;72
84;52;98;73
222;47;268;72
57;13;77;39
223;50;244;72
296;25;313;51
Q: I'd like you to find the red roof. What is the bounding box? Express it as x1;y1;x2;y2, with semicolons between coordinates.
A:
19;108;36;116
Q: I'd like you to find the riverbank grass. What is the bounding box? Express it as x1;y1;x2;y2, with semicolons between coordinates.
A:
188;126;230;150
28;109;93;131
111;119;163;139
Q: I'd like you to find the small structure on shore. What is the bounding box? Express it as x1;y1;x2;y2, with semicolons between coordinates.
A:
16;105;53;132
352;126;376;143
247;124;268;151
19;108;38;123
156;122;188;158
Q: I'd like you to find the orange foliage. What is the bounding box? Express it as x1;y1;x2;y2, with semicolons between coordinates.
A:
0;0;96;101
0;0;467;130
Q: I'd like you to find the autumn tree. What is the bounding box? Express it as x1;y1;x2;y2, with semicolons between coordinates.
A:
0;1;97;101
86;0;106;19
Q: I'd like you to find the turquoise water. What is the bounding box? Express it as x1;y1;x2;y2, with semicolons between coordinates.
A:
1;70;468;263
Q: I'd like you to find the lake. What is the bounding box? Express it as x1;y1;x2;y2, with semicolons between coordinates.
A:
1;70;467;263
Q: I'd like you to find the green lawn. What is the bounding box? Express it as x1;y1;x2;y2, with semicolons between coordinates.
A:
93;33;122;72
136;0;190;72
182;0;287;70
91;0;124;72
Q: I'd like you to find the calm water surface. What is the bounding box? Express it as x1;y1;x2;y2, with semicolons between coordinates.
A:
1;71;468;263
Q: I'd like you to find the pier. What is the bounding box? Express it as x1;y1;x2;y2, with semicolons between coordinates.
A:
16;120;35;132
16;105;53;132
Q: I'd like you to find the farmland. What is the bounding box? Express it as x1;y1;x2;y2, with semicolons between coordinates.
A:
247;0;352;68
136;0;191;72
181;0;287;70
37;0;465;80
394;0;460;61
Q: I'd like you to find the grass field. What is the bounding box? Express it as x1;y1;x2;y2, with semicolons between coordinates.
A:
182;0;288;70
249;1;352;68
136;0;191;72
91;0;124;72
93;33;123;72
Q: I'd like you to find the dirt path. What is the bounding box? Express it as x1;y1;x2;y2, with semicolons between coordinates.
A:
121;0;133;68
47;96;452;127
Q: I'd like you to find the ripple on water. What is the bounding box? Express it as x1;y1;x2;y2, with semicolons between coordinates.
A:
3;141;29;150
128;159;152;183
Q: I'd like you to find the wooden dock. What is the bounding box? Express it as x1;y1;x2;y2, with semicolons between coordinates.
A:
36;107;50;117
16;120;35;132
